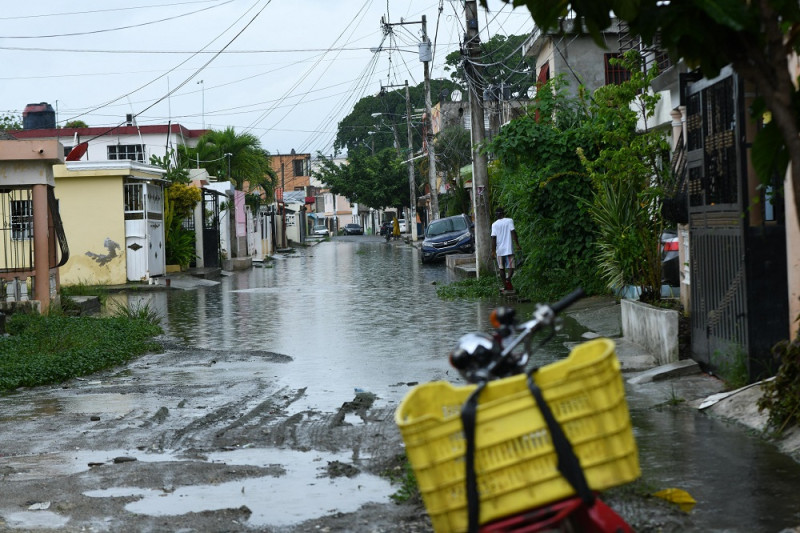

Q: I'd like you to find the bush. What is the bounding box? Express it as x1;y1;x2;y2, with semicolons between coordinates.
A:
0;313;162;392
757;336;800;433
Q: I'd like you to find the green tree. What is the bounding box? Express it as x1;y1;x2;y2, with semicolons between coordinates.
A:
334;79;460;156
0;114;22;131
579;51;672;302
163;183;201;269
444;34;536;93
485;0;800;233
63;120;88;128
179;127;276;196
313;148;409;210
487;76;605;301
435;126;472;216
150;149;190;184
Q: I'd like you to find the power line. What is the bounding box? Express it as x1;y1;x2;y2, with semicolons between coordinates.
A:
0;0;226;20
0;1;233;39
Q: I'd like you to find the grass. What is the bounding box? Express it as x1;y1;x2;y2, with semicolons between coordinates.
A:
665;385;686;406
0;311;163;393
382;453;420;504
711;345;749;390
60;280;109;305
436;275;500;300
107;300;163;325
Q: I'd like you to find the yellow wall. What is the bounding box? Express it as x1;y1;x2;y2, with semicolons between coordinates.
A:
54;169;127;285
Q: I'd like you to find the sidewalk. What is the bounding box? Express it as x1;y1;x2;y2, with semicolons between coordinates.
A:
567;295;800;463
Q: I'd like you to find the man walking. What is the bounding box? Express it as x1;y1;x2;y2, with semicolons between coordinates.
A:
491;207;522;291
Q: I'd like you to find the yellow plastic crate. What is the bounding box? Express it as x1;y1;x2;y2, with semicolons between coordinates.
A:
394;338;640;533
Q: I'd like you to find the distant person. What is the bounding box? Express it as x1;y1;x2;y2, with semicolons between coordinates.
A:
392;217;400;240
491;207;521;291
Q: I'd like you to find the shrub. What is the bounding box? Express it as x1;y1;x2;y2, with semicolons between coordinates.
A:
0;313;162;392
757;336;800;433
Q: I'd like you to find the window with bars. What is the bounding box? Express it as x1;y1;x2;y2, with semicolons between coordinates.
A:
604;53;631;85
292;159;305;177
108;144;145;161
11;200;33;240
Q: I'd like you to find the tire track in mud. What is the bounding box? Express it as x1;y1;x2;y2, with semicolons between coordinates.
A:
159;386;304;452
208;390;405;475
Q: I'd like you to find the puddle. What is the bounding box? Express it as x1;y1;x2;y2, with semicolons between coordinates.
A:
1;449;181;481
3;511;70;529
84;448;394;527
59;393;138;417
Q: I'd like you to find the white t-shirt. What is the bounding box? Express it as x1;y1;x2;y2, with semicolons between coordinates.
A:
491;217;515;256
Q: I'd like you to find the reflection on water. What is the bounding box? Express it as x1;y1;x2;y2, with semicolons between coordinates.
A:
85;448;394;527
630;406;800;532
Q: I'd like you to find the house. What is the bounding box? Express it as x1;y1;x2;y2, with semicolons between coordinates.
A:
522;18;626;97
53;160;166;285
271;150;311;193
9;104;207;163
616;25;795;380
308;155;373;234
0;138;68;311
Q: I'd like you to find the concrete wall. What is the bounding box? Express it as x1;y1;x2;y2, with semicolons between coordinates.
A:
621;299;679;366
54;162;165;286
53;170;128;285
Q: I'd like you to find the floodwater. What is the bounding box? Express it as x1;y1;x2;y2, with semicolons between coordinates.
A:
72;236;800;529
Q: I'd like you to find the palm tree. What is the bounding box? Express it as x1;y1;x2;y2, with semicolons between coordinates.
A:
180;127;276;197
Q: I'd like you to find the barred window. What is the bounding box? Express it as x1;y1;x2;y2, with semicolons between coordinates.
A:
11;200;33;240
292;159;305;177
604;54;631;85
108;144;145;161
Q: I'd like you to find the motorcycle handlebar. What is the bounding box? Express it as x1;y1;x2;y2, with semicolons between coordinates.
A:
550;287;586;314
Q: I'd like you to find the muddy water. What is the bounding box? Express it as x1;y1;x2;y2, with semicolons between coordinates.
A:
102;237;800;530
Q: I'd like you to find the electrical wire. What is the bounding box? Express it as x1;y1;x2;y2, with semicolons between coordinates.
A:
0;1;233;39
70;0;271;142
243;0;375;150
0;1;226;20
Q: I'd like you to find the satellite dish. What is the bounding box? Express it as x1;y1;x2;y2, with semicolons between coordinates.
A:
526;86;538;99
66;142;88;161
450;89;463;102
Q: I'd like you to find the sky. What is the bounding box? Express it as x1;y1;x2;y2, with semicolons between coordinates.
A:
0;0;535;157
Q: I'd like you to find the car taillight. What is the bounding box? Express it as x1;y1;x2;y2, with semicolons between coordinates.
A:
663;240;679;252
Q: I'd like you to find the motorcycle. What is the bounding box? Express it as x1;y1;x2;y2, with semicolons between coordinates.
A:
395;289;638;532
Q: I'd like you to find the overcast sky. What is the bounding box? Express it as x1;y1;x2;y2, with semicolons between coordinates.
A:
0;0;534;156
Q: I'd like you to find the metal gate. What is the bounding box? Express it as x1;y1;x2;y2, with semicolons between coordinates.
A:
202;188;222;268
686;67;788;378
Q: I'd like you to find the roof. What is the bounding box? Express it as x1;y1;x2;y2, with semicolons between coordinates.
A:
8;123;207;140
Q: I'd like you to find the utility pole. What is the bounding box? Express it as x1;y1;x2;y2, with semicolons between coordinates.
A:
379;15;437;235
465;0;492;277
405;81;418;242
421;15;439;221
378;84;418;241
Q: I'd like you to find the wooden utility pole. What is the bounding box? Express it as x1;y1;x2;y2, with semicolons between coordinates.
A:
465;0;492;276
421;15;439;221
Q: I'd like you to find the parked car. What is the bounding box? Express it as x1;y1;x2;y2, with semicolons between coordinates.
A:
313;224;329;237
661;231;680;286
397;218;407;233
343;223;364;235
420;214;474;264
379;221;393;236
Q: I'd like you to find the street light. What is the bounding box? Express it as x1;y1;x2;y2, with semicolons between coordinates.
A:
224;152;232;179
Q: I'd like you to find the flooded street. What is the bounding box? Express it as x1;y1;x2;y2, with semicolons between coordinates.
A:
1;235;799;531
